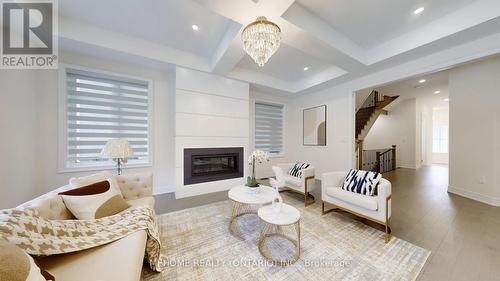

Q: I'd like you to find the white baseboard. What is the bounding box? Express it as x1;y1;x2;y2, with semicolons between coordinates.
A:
397;164;418;169
153;186;175;195
448;185;500;207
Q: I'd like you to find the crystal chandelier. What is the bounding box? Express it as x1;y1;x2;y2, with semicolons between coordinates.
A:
242;16;281;67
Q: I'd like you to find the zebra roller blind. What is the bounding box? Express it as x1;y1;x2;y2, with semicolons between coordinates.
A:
255;102;284;155
65;68;151;168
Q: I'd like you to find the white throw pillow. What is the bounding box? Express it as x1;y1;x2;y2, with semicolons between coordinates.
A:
60;180;128;220
69;171;122;195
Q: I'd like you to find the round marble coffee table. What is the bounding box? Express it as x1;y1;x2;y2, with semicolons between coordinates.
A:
228;185;277;239
257;203;301;265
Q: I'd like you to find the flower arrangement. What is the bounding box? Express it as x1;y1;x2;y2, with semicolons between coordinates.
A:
247;150;269;187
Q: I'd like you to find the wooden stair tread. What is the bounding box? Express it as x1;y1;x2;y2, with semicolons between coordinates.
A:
355;94;398;140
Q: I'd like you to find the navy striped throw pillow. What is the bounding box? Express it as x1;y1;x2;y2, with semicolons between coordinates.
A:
341;169;382;196
288;162;310;178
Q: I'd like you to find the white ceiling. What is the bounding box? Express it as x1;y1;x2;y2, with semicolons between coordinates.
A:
372;70;450;109
296;0;476;49
57;0;500;96
59;0;233;57
236;43;332;81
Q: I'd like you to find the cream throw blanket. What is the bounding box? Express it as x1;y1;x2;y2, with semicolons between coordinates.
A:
0;207;165;272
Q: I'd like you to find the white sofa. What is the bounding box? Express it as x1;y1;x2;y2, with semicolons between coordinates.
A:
16;172;155;281
321;171;392;243
276;163;316;207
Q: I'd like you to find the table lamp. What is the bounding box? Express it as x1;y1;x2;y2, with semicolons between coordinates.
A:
101;139;133;175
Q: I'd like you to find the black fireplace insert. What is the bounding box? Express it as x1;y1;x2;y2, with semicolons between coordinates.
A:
184;147;244;185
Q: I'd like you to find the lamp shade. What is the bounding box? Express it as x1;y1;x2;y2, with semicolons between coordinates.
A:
101;139;133;159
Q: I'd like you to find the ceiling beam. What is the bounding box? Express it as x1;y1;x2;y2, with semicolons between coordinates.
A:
367;0;500;64
210;22;245;74
59;17;211;72
227;67;295;92
281;3;367;64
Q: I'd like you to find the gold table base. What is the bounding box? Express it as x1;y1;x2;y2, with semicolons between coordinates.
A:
258;218;301;266
228;200;263;240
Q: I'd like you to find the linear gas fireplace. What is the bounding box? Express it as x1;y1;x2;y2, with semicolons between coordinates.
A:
184;147;244;185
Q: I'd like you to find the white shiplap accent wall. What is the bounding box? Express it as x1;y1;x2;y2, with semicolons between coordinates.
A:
175;67;250;198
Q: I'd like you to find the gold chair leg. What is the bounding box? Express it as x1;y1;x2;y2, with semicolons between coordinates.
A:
280;176;316;207
321;201;336;215
384;220;392;243
322;201;393;243
385;195;392;243
304;191;307;207
303;176;315;207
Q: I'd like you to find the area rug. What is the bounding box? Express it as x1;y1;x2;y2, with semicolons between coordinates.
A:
141;193;430;281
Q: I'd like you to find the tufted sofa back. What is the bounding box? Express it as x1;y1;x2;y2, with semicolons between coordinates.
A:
115;173;153;201
17;172;153;220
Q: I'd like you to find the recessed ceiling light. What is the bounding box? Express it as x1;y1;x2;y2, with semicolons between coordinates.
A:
414;7;425;15
444;98;450;102
191;25;199;31
303;67;309;71
419;79;426;83
434;91;441;94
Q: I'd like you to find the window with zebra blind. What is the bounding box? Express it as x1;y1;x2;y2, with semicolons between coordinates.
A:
59;66;152;171
254;102;284;156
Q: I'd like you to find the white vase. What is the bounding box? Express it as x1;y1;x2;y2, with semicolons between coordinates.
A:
246;186;260;194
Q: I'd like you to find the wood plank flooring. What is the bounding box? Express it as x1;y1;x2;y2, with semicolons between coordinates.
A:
154;165;500;281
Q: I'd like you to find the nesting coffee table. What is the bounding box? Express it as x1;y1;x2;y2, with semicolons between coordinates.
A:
258;203;301;265
228;185;276;239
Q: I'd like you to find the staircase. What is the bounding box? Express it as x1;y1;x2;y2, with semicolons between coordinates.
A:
356;90;399;169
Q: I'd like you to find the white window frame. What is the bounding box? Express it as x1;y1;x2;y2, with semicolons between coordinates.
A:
58;63;154;173
253;100;286;158
432;124;448;154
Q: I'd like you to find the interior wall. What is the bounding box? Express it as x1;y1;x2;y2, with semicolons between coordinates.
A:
0;71;41;208
249;91;292;179
174;67;250;198
363;99;419;169
0;52;176;208
448;56;500;206
287;85;354;177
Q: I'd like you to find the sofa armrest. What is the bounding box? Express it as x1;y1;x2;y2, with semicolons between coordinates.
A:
376;178;392;219
321;172;347;199
301;167;315;179
115;173;153;201
321;172;346;188
377;178;391;198
277;163;294;173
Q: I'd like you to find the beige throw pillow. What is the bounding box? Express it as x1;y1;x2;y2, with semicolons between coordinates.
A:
0;240;51;281
59;180;130;220
69;171;122;195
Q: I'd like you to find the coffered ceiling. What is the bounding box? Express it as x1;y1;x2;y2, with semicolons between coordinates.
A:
295;0;476;49
58;0;500;96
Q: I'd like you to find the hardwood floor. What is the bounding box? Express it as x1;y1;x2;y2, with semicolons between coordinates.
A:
384;166;500;281
154;165;500;281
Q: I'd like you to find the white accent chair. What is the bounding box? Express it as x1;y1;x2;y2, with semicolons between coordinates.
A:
321;171;392;243
275;163;316;207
